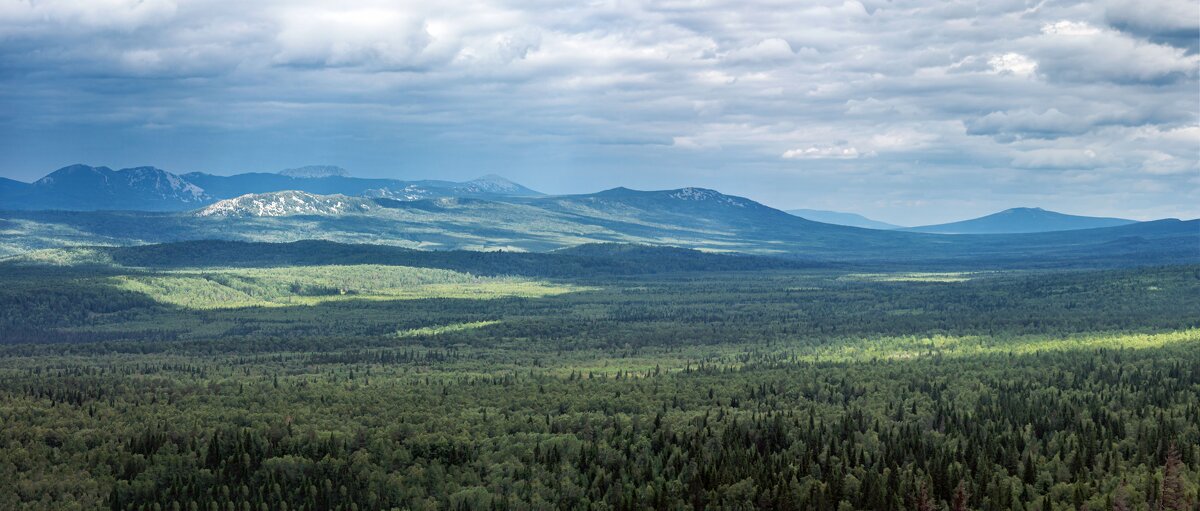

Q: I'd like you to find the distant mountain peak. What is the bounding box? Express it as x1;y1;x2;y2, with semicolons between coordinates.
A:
362;184;433;201
439;172;542;194
121;166;207;199
460;174;541;195
661;187;754;208
668;187;741;204
908;207;1137;234
278;165;350;179
588;186;755;208
472;174;517;185
31;164;208;204
34;164;112;186
787;209;902;230
196;190;373;218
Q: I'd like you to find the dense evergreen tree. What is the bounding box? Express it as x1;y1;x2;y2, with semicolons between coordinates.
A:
0;259;1196;510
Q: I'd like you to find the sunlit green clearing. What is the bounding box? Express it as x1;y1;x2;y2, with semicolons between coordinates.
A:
840;271;980;283
1;246;116;266
532;329;1197;377
799;328;1200;362
397;320;503;338
109;265;583;309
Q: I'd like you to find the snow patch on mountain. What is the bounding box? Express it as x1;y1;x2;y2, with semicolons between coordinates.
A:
362;185;435;201
669;187;748;207
122;167;209;202
34;165;209;203
196;191;373;217
461;174;527;194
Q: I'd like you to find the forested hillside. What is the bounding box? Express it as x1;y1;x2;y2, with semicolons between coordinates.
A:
0;254;1197;510
3;206;1197;267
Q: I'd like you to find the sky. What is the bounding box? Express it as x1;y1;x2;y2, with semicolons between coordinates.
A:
0;0;1197;225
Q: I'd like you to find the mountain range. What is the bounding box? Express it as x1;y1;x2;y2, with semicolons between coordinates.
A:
0;164;542;211
786;209;902;230
788;207;1142;234
277;165;350;178
906;207;1137;234
3;164;211;211
1;163;1196;269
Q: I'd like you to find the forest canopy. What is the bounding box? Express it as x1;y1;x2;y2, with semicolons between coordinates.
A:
0;243;1196;510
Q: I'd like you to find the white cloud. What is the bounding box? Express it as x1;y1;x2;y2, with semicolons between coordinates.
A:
1031;20;1198;83
1041;21;1102;36
782;146;863;159
987;53;1037;77
0;0;177;32
723;38;795;64
1012;148;1109;169
1138;151;1195;175
272;8;452;69
967;109;1085;139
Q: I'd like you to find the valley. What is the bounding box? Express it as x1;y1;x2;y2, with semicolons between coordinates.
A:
1;245;1197;510
1;166;1198;511
5;1;1197;509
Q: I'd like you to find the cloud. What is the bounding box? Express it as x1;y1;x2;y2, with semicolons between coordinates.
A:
1104;0;1200;43
987;53;1038;77
966;105;1193;142
272;9;454;70
723;38;795;64
0;0;178;32
1011;148;1110;169
967;109;1089;140
782;146;864;160
1041;21;1102;36
1138;150;1196;175
0;0;1195;224
1031;21;1199;84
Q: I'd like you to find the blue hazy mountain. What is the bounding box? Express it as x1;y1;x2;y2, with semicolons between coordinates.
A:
1;165;1191;269
906;207;1138;234
2;185;1195;269
0;164;209;210
0;177;30;194
787;209;901;230
182;169;543;202
1;164;542;211
532;187;807;231
277;165;350;178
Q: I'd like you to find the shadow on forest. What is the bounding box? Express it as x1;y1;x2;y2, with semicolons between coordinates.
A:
1;263;1197;363
102;239;825;277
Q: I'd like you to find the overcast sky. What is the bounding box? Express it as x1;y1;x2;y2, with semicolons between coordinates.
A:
0;0;1196;224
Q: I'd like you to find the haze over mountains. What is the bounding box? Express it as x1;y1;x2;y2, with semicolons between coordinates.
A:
276;165;350;179
787;209;902;230
906;207;1138;234
1;163;1196;270
0;164;542;212
788;207;1148;234
2;164;211;211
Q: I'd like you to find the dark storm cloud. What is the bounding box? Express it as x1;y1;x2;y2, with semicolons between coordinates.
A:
0;0;1196;224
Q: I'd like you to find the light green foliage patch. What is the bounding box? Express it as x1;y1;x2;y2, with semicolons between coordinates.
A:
792;328;1200;362
109;265;584;309
1;247;116;266
0;263;1198;510
0;219;128;257
840;271;982;283
397;320;503;338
